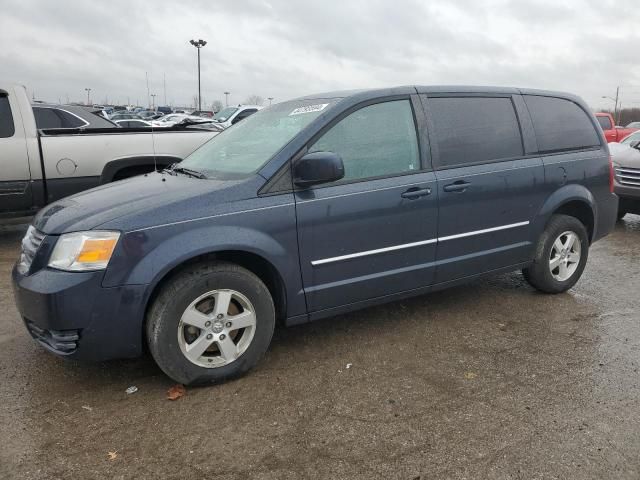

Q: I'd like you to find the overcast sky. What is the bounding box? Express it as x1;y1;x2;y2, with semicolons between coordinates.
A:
1;0;639;110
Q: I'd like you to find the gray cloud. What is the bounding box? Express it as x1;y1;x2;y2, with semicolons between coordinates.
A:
1;0;639;109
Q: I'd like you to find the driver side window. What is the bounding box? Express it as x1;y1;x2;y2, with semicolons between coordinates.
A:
309;99;420;182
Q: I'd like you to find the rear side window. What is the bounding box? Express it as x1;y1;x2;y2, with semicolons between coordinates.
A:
597;115;612;130
310;99;420;182
524;96;600;153
429;97;523;168
33;107;87;129
0;94;15;138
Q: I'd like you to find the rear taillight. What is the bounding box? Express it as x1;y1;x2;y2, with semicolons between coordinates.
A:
609;155;614;193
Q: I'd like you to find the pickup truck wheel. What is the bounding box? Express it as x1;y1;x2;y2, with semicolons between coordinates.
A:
522;214;589;294
146;262;275;385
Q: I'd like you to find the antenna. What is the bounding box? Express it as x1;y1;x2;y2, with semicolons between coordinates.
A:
151;119;157;173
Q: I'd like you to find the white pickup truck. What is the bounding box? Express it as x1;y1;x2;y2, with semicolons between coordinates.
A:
1;84;219;218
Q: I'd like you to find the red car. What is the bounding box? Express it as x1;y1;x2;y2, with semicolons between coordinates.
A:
595;112;638;143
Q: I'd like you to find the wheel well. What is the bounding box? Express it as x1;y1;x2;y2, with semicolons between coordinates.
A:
112;165;158;181
101;156;180;183
145;251;287;325
552;201;594;242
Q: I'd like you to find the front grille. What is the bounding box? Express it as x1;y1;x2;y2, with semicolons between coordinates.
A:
615;166;640;187
25;320;80;355
16;226;46;275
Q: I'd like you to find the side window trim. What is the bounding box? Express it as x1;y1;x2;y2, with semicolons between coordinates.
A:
0;93;16;138
421;93;529;171
291;95;430;191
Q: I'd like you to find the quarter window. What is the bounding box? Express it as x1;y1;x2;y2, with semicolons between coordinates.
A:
33;107;87;129
309;100;420;182
429;97;524;168
0;94;15;138
524;95;600;153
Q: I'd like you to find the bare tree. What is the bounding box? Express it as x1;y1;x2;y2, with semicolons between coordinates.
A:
243;95;264;106
211;100;223;113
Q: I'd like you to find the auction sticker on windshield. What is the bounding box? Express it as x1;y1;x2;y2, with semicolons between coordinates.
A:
289;103;329;116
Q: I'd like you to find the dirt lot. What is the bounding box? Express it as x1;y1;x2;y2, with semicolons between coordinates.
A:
0;219;638;480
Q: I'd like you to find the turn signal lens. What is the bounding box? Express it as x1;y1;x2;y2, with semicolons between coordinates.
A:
49;231;120;271
77;238;118;263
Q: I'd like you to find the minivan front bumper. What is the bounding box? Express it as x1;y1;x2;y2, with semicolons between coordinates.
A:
12;266;148;361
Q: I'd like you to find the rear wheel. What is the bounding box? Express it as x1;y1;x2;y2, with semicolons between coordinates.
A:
523;214;589;294
146;262;275;385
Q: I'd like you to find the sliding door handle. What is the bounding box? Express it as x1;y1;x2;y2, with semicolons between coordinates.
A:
443;181;471;193
401;187;431;199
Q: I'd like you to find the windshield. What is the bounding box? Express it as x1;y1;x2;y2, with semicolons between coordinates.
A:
159;114;181;122
180;99;337;179
212;107;238;122
621;131;640;144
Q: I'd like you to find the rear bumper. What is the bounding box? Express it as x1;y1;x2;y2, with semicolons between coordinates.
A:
12;265;148;361
593;192;619;242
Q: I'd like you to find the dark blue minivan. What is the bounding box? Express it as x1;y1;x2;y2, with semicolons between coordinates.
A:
12;86;618;385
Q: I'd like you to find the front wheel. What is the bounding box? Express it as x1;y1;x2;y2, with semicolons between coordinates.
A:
146;262;275;385
523;214;589;294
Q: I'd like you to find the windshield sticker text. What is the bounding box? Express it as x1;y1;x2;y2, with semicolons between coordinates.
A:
289;103;329;116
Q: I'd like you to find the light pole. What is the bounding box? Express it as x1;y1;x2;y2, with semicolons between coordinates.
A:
602;86;621;125
224;91;230;107
150;94;157;110
189;39;207;111
268;97;274;106
85;88;91;105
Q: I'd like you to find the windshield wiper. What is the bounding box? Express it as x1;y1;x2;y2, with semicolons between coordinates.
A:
166;164;207;179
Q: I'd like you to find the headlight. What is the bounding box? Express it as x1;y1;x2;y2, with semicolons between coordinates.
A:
48;231;120;271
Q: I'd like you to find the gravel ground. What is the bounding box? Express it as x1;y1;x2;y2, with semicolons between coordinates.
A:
0;218;638;479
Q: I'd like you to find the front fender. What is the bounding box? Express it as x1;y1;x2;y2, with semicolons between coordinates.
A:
102;205;306;317
104;224;293;287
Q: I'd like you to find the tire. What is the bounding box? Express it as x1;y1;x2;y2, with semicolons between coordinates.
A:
522;214;589;294
146;261;275;385
617;209;627;221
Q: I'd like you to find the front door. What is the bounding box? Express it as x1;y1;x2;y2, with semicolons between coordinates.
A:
294;98;439;313
422;94;546;283
0;91;33;215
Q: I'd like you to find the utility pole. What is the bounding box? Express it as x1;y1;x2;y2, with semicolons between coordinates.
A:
85;88;91;105
224;91;230;107
189;39;207;111
145;71;151;109
614;86;621;125
150;94;156;110
268;97;274;106
163;72;167;106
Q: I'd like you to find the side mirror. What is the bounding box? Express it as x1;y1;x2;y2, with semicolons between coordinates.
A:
293;151;345;187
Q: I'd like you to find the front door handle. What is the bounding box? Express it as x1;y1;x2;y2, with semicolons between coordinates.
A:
443;181;471;193
401;187;431;199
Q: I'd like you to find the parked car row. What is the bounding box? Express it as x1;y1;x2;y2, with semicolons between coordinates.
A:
105;105;263;129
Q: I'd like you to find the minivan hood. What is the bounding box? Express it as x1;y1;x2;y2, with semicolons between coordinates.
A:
33;172;255;234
